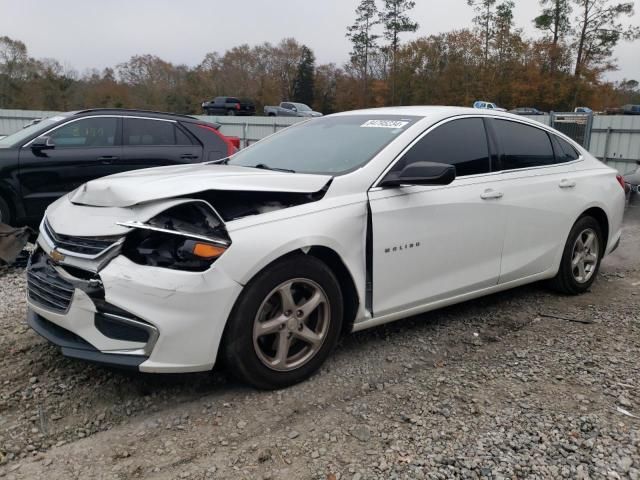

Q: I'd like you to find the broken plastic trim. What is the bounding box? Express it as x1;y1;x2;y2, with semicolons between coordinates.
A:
116;221;230;248
118;201;232;272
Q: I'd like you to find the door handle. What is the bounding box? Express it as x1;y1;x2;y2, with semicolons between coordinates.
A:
481;189;504;200
97;156;119;164
559;179;576;189
180;154;199;160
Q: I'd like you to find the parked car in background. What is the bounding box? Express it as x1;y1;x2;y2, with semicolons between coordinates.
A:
202;97;256;116
264;102;323;117
509;107;546;115
625;161;640;195
604;106;625;115
574;107;593;113
473;101;506;111
623;104;640;115
27;106;625;389
0;109;239;227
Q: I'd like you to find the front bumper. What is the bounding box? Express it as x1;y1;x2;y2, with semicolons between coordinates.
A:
27;310;146;369
27;248;244;373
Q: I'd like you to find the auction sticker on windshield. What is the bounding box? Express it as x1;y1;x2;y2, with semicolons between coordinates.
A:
361;120;410;129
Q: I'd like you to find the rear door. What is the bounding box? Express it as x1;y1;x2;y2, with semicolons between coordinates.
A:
369;117;506;316
18;116;122;219
488;118;582;283
119;117;202;171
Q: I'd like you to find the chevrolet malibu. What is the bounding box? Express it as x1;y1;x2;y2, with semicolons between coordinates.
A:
27;107;626;389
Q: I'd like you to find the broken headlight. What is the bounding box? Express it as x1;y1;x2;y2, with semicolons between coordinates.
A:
120;202;231;272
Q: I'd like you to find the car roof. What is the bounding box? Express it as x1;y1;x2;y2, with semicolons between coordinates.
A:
330;105;572;140
71;108;199;122
331;105;517;119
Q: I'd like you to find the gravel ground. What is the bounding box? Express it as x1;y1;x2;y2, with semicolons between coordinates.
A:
1;202;639;480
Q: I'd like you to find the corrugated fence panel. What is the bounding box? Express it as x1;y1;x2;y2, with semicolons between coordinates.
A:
0;109;62;137
194;115;305;147
591;116;640;175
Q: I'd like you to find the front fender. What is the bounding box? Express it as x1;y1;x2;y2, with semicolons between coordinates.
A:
216;201;369;303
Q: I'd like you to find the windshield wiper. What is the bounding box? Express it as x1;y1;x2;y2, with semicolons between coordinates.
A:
253;164;296;173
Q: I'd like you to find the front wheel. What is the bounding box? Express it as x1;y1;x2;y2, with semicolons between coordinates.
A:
549;216;604;295
222;255;343;389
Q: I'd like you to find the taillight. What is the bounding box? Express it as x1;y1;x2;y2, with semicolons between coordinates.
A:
616;175;626;190
235;103;241;110
227;136;240;150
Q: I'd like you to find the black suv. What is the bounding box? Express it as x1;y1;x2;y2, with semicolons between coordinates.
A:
201;97;256;116
0;109;238;228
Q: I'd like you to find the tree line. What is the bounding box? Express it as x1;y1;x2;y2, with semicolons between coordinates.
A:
0;0;638;115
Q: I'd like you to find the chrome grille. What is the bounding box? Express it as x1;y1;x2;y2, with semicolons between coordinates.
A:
43;219;121;257
27;253;75;313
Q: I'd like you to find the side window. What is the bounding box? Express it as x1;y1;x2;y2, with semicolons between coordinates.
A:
282;103;293;110
175;126;194;146
494;120;555;170
553;136;580;162
49;117;118;148
392;118;491;177
124;119;178;146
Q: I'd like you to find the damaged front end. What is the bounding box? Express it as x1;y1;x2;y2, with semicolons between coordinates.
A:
27;177;332;372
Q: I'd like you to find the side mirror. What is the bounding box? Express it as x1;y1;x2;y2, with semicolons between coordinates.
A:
380;161;456;188
31;136;55;150
291;106;298;112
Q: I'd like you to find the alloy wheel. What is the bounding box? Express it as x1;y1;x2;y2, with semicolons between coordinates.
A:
571;228;600;284
252;279;330;372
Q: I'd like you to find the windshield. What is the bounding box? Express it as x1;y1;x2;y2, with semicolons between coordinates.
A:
292;103;311;112
227;115;420;175
0;114;70;148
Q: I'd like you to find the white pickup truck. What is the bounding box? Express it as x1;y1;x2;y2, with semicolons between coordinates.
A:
264;102;323;117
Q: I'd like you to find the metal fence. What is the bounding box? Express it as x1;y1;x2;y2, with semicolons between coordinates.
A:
1;109;639;174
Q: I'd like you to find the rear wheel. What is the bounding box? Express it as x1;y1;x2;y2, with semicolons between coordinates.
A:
549;216;603;295
226;109;236;116
0;196;12;226
222;255;343;389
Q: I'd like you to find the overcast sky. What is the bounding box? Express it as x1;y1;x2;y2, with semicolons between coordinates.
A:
1;0;638;82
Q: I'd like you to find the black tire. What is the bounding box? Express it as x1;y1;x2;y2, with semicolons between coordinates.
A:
548;216;604;295
222;255;343;390
226;109;236;116
0;196;12;226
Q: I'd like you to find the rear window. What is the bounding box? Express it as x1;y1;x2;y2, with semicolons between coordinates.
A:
494;120;555;170
124;118;190;146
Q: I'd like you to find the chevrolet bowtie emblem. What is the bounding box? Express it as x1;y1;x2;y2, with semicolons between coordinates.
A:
49;249;65;263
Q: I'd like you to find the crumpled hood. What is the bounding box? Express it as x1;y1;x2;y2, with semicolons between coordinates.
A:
69;164;332;208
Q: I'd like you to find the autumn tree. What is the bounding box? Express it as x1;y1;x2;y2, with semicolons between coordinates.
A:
346;0;380;105
571;0;640;78
0;37;33;107
379;0;418;104
535;0;572;45
293;46;315;106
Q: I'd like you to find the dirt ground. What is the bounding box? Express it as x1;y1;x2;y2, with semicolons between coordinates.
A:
1;201;639;480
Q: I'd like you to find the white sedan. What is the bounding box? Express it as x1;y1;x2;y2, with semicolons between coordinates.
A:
27;107;625;389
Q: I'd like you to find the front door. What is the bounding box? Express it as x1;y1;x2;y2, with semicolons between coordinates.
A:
369;117;506;317
18;116;122;220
